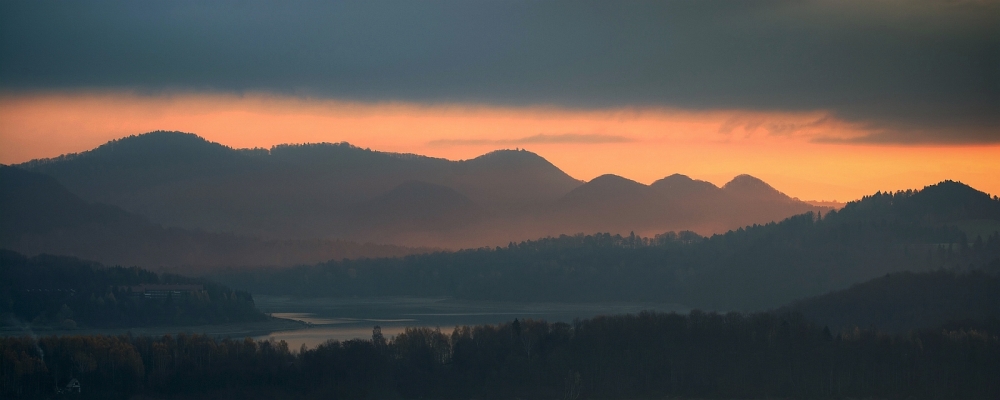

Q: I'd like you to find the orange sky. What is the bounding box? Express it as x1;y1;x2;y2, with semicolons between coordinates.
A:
1;91;997;202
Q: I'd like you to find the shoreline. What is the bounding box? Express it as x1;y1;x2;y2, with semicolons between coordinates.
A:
0;316;307;339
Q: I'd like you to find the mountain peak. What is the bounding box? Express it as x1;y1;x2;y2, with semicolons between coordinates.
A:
651;174;721;194
919;180;984;199
722;174;793;202
654;173;696;184
25;131;234;168
568;174;648;196
466;149;549;166
589;174;644;186
97;130;227;154
723;174;769;189
557;174;650;210
903;180;1000;220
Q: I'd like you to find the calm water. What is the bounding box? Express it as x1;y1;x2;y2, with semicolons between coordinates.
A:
253;296;688;350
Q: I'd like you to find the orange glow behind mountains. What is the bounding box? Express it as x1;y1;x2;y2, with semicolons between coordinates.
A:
1;91;997;202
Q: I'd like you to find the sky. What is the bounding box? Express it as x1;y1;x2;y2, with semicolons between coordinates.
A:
1;0;998;201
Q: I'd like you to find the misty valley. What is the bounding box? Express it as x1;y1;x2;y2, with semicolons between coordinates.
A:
2;132;999;399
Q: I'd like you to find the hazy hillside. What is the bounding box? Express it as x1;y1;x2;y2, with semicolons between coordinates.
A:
0;165;424;268
348;181;489;244
19;131;828;248
213;181;1000;310
781;268;1000;333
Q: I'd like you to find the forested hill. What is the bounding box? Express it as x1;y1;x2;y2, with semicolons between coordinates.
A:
782;268;1000;333
830;180;1000;226
213;181;1000;311
0;250;266;329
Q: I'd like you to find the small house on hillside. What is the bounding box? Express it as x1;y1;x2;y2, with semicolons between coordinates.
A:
65;378;80;393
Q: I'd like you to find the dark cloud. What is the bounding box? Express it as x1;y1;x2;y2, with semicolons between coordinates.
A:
429;133;634;146
1;0;997;143
814;125;1000;145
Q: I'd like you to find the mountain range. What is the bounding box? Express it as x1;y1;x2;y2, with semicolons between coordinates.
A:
13;131;828;250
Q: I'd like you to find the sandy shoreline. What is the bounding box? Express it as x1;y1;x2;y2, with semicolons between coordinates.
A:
0;317;307;339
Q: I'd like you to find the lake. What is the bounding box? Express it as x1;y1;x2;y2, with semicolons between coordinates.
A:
253;295;688;350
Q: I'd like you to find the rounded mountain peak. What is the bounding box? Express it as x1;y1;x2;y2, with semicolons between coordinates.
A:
724;174;772;190
723;174;790;200
467;149;548;166
558;174;649;206
102;130;220;149
589;174;643;186
651;173;721;195
570;174;648;196
461;148;578;181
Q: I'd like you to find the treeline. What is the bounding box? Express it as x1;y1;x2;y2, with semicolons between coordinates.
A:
215;182;1000;310
3;312;998;399
0;250;265;329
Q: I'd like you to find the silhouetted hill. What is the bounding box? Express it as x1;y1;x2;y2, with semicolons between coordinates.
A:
717;174;820;230
650;173;722;198
781;268;1000;333
20;131;255;197
0;165;424;268
21;131;829;247
722;174;788;201
553;174;660;234
453;149;582;209
559;174;650;209
838;180;1000;223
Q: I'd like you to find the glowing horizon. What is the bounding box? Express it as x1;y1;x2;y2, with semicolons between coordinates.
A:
1;91;998;202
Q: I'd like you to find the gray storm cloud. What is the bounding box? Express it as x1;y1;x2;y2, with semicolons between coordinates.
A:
1;0;997;143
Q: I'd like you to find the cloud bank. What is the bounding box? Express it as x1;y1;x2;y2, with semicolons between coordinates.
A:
1;0;997;143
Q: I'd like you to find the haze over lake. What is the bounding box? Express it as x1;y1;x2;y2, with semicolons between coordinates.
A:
253;296;689;349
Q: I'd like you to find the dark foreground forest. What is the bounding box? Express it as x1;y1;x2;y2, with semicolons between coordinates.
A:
2;312;998;399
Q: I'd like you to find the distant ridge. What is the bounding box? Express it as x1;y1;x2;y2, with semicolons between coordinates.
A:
18;131;830;248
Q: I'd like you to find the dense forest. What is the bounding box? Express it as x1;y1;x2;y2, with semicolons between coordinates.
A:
214;181;1000;310
0;250;265;329
2;312;997;399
